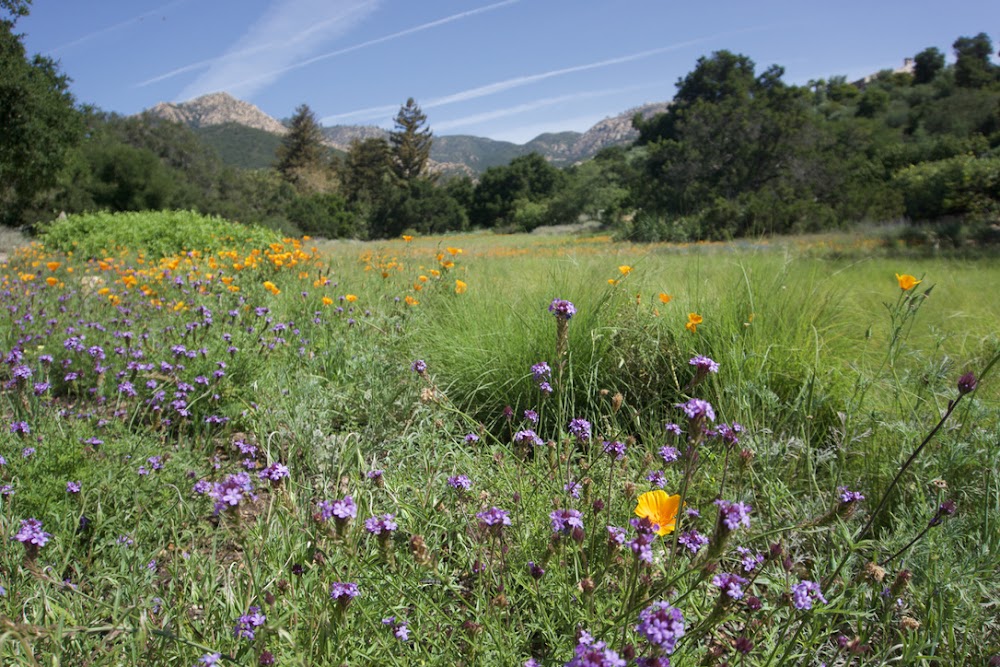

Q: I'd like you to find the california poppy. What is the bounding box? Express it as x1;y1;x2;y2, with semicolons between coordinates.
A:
635;490;681;536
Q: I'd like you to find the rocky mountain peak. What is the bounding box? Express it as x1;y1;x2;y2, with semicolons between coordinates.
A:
146;92;288;135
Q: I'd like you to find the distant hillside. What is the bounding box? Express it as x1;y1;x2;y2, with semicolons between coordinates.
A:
193;123;284;170
143;93;673;174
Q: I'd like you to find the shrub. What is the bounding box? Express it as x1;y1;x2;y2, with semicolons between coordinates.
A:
894;154;1000;220
36;209;282;258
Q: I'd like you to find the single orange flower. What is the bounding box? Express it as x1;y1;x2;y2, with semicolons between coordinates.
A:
895;273;921;291
685;312;703;333
345;294;358;303
618;265;632;275
402;235;413;242
634;490;681;536
658;292;672;304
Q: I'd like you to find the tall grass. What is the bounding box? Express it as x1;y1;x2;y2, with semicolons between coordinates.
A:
1;222;998;665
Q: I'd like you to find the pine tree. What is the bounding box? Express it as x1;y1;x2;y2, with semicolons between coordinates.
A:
389;98;433;181
275;103;325;187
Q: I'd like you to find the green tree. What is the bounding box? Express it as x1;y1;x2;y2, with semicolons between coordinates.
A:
913;47;946;84
1;4;82;225
389;97;433;181
275;103;325;187
470;153;564;229
953;33;996;88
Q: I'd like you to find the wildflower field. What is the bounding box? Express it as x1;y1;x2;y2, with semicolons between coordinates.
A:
1;212;998;666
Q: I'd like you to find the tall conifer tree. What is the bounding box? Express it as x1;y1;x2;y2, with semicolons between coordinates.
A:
389;98;433;181
275;103;325;187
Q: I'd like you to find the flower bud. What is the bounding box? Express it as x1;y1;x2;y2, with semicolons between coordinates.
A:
957;372;977;395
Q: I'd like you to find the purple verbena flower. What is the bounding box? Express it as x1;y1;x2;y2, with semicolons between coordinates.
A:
364;514;398;534
67;481;82;494
411;359;427;374
513;429;544;447
678;530;709;554
564;630;625;667
838;487;865;504
715;499;752;531
258;461;290;482
233;606;266;640
712;572;749;599
647;470;667;488
447;475;472;491
635;601;685;654
330;581;360;604
677;398;715;422
476;507;511;529
548;298;577;320
567;418;591;442
736;546;764;572
659;445;680;463
14;518;52;547
791;580;827;610
689;355;720;374
550;509;584;535
603;440;626;460
531;361;551;381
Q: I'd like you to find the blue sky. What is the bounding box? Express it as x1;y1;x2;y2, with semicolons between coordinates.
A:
18;0;1000;144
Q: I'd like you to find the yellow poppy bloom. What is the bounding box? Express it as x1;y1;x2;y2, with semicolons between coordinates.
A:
345;294;358;303
402;235;413;242
455;279;467;294
447;247;462;256
46;262;61;272
608;278;619;286
618;265;632;275
895;273;921;291
658;292;672;304
322;296;334;306
634;490;681;536
685;312;703;333
405;295;419;306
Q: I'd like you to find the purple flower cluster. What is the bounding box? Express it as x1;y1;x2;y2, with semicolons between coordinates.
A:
689;355;720;374
791;580;827;610
715;499;752;531
736;546;764;572
659;445;680;463
447;475;472;491
513;429;544;447
233;606;266;640
548;298;576;320
712;572;749;599
330;581;360;604
14;518;52;547
647;470;667;488
206;472;256;513
382;616;410;641
531;361;553;394
364;514;398;534
678;530;709;554
411;359;427;374
627;518;657;564
602;440;626;460
317;495;357;522
258;461;289;483
567;418;591;442
550;509;584;535
715;422;743;446
476;506;511;529
635;601;685;654
677;398;716;422
838;487;865;504
564;630;625;667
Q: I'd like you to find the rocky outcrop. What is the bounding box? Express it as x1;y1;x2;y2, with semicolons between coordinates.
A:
146;92;288;135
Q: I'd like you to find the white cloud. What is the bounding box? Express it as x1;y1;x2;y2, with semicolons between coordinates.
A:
433;83;658;132
176;0;380;101
323;37;711;124
143;0;518;92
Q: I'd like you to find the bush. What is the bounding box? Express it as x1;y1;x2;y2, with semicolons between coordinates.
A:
36;209;283;258
894;154;1000;220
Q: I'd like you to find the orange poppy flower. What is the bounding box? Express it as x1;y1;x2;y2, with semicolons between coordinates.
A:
634;490;681;536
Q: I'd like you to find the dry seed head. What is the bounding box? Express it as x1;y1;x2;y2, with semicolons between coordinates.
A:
900;616;921;631
863;562;886;583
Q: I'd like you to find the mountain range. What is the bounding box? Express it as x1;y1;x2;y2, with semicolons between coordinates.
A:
144;92;670;175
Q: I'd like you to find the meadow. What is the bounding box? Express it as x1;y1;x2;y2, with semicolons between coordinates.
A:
0;212;998;666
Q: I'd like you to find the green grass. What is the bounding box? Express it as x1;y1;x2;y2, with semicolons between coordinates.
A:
1;226;998;665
